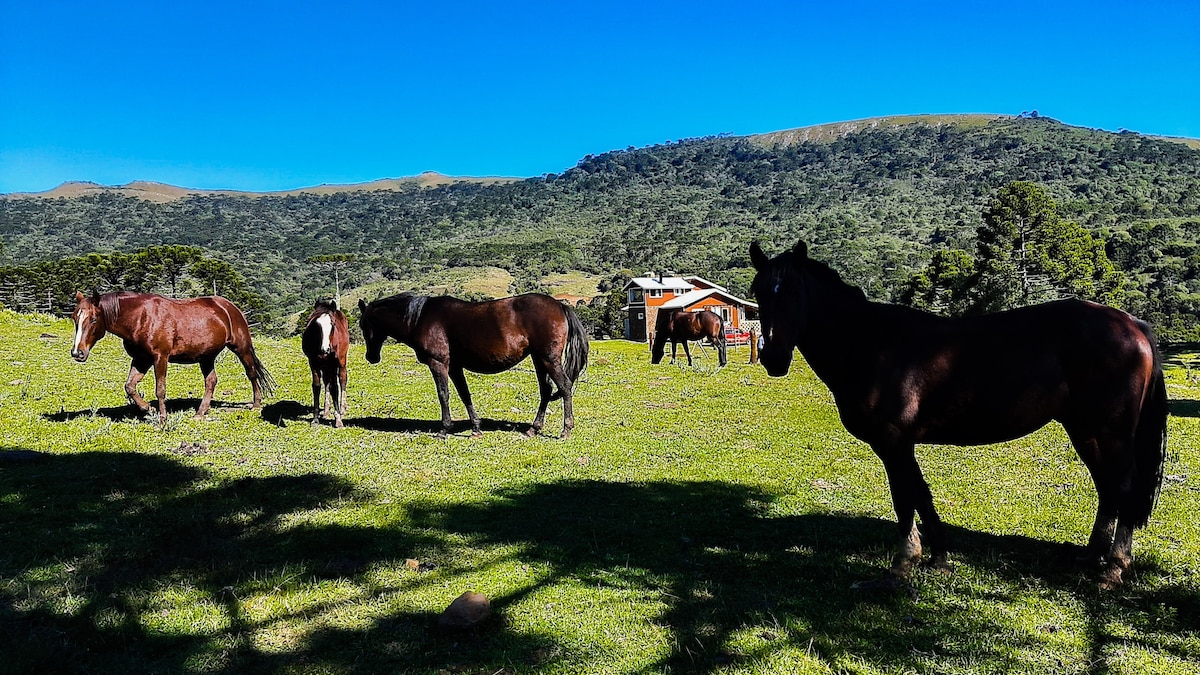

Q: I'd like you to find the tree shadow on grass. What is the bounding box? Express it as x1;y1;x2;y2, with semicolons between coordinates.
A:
3;458;1197;673
403;480;1200;673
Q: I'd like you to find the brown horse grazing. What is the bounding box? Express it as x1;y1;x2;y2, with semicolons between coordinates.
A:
651;308;728;367
70;291;276;423
749;240;1167;589
358;293;589;438
301;298;350;428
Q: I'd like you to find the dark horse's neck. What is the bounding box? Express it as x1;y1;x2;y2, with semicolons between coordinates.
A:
376;293;429;343
793;262;878;389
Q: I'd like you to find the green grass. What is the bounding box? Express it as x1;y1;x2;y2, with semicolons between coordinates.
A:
3;309;1200;673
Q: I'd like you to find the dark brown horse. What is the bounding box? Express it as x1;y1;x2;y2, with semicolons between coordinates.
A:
749;240;1167;588
301;298;350;428
70;291;275;422
651;309;728;367
358;293;589;438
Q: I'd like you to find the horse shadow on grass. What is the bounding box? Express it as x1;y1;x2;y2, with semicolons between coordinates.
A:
262;400;533;435
3;455;1198;673
44;398;254;423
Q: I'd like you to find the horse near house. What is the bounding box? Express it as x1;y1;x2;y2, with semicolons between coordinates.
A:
650;308;728;367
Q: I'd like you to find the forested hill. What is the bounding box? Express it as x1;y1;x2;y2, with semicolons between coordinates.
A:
2;114;1200;337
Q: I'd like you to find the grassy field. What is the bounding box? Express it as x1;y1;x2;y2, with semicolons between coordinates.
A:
3;309;1200;674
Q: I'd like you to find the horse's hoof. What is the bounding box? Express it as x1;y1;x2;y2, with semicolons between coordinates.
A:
334;420;344;429
525;427;539;438
559;429;572;439
192;414;206;421
470;430;483;439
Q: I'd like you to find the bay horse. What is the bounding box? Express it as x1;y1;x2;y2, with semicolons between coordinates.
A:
301;298;350;428
651;308;728;367
749;240;1167;589
70;291;276;423
358;293;589;438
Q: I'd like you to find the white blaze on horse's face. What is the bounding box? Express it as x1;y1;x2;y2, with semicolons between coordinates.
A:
316;314;334;354
70;302;97;362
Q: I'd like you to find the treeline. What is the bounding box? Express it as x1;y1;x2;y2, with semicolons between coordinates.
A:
1;116;1199;338
0;245;266;322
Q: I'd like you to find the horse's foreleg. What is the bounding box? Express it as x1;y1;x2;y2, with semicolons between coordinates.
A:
331;365;346;429
125;360;152;414
682;341;692;367
153;357;169;424
310;365;323;425
196;357;218;419
877;445;946;578
669;340;677;364
448;366;480;437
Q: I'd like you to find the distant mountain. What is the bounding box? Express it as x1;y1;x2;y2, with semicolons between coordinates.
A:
2;114;1199;338
3;172;519;203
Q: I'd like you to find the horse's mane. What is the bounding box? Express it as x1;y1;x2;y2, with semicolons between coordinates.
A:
314;297;340;313
374;293;428;331
99;291;138;321
801;257;868;304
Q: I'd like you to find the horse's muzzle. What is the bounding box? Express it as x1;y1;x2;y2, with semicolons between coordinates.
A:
365;351;381;364
71;348;89;363
758;348;793;377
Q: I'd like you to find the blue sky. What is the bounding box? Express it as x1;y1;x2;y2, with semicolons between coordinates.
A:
2;0;1197;194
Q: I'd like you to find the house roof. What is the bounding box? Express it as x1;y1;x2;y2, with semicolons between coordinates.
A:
660;288;759;310
624;275;694;291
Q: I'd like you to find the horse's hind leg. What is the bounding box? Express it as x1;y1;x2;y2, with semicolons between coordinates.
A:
153;357;170;423
196;356;219;419
1068;430;1122;567
543;358;576;439
682;341;693;366
528;361;554;437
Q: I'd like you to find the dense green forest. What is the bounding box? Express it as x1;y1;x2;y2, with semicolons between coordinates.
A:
2;115;1199;338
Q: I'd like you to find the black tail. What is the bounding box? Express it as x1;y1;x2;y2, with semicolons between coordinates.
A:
1127;322;1168;528
253;351;277;399
562;304;589;384
716;322;728;367
549;304;589;401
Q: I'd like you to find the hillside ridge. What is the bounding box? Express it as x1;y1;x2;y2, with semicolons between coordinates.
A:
10;114;1198;202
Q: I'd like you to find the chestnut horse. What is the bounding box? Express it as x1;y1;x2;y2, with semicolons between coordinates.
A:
70;291;275;422
301;298;350;428
651;308;727;367
750;240;1167;588
358;293;588;438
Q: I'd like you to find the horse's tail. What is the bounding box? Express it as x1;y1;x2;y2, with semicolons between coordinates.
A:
551;304;589;400
716;320;728;367
1126;321;1168;528
252;350;277;399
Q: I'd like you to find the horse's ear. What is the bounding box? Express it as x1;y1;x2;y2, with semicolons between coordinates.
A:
358;298;368;312
75;291;85;303
330;298;340;311
750;241;768;271
792;240;808;260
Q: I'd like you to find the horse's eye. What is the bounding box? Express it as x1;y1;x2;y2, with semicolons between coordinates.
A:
90;317;98;325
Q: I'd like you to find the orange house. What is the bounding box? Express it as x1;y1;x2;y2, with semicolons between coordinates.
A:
621;273;758;342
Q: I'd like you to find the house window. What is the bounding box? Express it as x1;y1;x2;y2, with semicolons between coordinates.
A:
648;289;663;298
629;289;644;304
637;312;644;320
